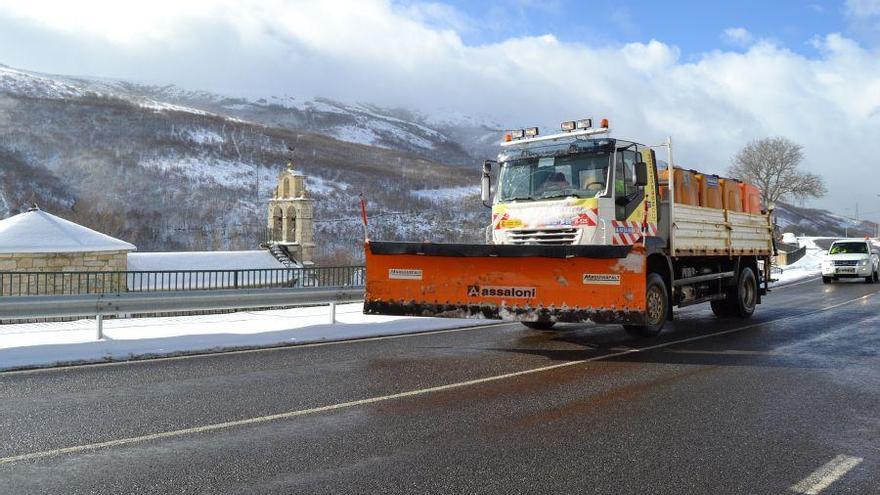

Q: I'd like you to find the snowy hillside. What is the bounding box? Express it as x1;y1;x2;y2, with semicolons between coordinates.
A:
775;202;878;238
0;64;504;166
14;66;501;167
0;64;490;261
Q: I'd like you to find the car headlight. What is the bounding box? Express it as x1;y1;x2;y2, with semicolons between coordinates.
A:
861;259;869;266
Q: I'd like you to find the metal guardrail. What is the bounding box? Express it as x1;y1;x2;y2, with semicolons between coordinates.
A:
0;286;366;339
0;266;365;296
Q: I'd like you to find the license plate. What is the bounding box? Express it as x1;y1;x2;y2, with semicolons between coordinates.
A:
838;268;856;274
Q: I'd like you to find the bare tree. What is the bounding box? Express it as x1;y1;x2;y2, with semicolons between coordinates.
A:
728;137;826;207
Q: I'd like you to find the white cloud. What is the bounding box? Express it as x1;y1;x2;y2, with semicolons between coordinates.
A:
396;2;475;33
844;0;880;41
0;0;879;214
722;27;754;47
845;0;880;18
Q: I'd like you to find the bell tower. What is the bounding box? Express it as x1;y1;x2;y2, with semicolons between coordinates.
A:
267;163;315;264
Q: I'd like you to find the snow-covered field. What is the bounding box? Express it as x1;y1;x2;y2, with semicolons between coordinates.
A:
0;303;492;371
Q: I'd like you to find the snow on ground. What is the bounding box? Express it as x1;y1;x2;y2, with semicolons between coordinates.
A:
769;237;826;287
332;125;381;147
128;251;283;271
306;174;348;194
0;64;89;99
411;186;479;203
185;128;224;145
0;303;492;371
367;118;437;149
126;251;295;289
136;98;211;116
140;156;275;189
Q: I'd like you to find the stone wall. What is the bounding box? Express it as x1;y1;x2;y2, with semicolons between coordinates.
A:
0;250;129;296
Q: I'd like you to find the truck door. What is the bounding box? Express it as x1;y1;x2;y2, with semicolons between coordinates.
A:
614;147;644;221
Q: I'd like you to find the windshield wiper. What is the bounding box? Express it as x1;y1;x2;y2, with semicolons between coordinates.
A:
504;195;534;201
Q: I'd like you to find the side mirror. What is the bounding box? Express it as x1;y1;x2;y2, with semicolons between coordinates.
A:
481;160;495;208
634;162;649;186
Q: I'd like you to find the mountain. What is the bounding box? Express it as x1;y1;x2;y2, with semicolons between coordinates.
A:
775;202;878;238
0;64;492;262
24;67;504;167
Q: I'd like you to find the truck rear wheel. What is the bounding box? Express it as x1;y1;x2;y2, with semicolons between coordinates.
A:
712;266;757;318
623;273;667;337
734;267;758;318
522;321;556;330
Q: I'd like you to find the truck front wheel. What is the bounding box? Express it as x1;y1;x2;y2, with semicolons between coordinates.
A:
623;273;667;337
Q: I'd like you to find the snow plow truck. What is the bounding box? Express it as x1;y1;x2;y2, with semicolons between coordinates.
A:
364;119;775;335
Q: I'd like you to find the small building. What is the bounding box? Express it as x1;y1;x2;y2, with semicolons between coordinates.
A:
0;207;136;295
267;163;315;265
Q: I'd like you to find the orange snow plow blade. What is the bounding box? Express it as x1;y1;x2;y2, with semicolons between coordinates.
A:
364;241;648;324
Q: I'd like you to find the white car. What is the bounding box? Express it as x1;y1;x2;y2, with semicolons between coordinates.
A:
821;239;880;284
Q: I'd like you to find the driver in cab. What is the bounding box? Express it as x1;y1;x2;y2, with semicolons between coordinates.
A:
541;172;570;193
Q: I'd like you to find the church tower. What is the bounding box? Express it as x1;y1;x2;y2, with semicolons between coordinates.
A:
267;163;315;264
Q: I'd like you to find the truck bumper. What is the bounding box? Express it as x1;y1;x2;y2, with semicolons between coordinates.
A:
364;241;648;324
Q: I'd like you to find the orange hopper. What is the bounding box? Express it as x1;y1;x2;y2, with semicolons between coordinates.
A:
696;174;723;209
740;183;762;214
720;178;743;212
659;169;699;205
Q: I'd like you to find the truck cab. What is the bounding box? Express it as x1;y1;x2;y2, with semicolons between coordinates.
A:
488;133;659;248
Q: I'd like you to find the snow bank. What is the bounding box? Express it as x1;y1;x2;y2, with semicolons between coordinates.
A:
0;303;493;371
769;237;826;287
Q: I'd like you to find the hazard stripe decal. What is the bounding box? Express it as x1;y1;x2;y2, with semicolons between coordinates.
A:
612;221;658;245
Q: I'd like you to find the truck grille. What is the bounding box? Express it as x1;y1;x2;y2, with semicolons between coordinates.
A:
833;260;859;266
507;228;579;245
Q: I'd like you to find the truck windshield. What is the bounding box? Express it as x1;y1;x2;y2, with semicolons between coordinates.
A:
498;152;611;202
829;242;869;254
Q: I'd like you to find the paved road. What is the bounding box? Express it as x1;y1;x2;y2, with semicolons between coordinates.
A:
2;277;880;493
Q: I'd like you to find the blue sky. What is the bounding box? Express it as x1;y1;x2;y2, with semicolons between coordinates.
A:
415;0;853;57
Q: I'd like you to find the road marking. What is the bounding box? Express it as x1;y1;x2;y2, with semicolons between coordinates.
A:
0;291;874;466
790;455;863;494
0;322;516;375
